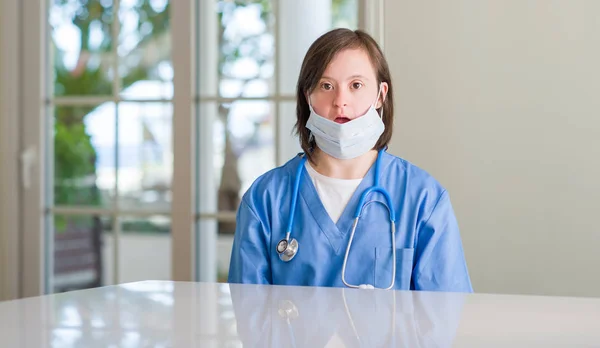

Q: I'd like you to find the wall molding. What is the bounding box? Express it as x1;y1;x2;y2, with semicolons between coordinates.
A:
359;0;385;49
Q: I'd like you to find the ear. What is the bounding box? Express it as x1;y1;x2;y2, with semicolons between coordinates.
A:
376;82;389;109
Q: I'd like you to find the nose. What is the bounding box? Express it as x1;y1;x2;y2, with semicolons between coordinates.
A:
333;88;349;108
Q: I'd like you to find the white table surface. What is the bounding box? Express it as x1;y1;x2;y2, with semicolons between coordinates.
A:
1;281;599;347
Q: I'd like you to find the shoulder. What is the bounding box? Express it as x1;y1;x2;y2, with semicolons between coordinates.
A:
381;151;452;224
382;151;447;197
380;153;462;254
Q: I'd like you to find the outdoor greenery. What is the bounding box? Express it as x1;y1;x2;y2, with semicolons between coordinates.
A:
54;0;355;234
51;0;356;296
53;0;169;231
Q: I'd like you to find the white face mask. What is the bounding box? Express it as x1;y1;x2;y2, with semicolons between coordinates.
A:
306;85;385;160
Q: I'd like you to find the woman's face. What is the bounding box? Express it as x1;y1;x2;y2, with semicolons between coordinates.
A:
308;48;388;124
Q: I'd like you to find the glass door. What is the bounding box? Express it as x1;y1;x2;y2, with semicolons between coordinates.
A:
45;0;174;293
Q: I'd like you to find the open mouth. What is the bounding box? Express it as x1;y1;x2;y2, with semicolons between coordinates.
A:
334;117;351;124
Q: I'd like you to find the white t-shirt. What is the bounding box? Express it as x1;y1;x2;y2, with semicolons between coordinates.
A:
305;162;363;223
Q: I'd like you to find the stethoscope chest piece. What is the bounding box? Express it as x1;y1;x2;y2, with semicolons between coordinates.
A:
278;300;299;320
277;237;298;262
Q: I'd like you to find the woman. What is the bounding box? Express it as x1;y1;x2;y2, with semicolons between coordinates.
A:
228;28;473;292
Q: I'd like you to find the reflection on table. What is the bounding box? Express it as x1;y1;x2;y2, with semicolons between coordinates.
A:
1;281;599;347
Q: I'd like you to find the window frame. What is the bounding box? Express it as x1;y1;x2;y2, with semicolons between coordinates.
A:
7;0;385;297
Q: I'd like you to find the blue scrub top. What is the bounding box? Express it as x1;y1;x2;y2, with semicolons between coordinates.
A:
228;151;473;292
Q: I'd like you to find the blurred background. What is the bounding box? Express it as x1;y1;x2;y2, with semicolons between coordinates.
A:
1;0;362;296
2;0;600;303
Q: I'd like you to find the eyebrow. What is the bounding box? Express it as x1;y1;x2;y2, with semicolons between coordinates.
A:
320;74;371;81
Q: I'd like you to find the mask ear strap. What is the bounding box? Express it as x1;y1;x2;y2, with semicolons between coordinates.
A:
307;93;315;112
306;92;315;142
374;83;384;119
373;84;383;107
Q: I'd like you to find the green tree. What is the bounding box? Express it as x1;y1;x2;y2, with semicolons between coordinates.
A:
53;0;169;200
53;0;354;229
52;0;170;231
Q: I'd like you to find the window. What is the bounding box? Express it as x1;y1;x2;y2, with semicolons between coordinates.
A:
193;0;359;282
14;0;371;296
47;0;173;292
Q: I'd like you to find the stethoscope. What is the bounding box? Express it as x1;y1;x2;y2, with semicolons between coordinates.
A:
342;288;397;346
276;149;397;290
277;300;299;348
276;291;397;347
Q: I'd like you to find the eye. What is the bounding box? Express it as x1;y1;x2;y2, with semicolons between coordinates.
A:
320;82;333;91
351;82;363;90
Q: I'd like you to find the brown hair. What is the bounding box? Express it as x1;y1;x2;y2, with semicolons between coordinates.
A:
294;28;394;162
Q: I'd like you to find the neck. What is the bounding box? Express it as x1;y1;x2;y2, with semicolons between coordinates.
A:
310;148;379;179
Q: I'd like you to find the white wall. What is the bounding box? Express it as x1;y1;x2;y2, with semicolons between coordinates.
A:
384;0;600;297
